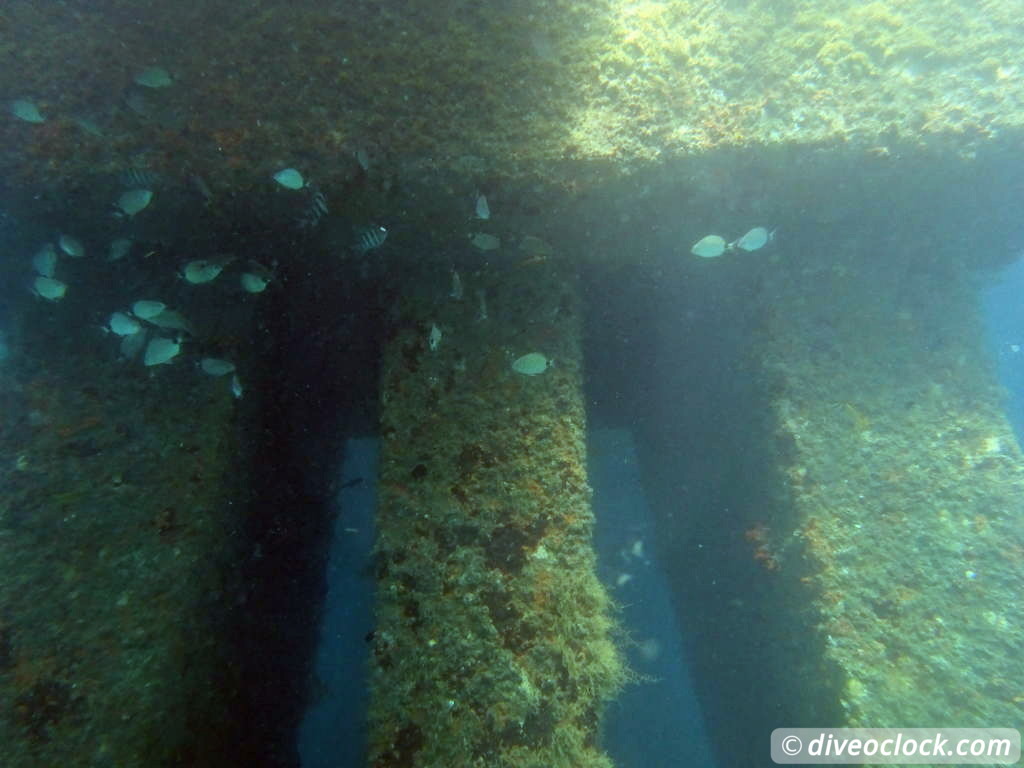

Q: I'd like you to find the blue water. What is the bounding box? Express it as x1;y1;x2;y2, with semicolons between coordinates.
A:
981;257;1024;446
298;438;378;768
589;428;717;768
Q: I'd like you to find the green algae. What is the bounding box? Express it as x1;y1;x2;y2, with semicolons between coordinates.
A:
1;1;1020;192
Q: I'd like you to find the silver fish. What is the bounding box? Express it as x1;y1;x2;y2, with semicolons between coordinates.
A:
475;194;490;220
120;328;148;361
143;336;180;367
200;358;235;377
107;311;141;337
135;66;173;89
730;226;775;252
11;99;45;124
147;309;194;336
32;243;57;277
33;276;67;301
115;188;153;217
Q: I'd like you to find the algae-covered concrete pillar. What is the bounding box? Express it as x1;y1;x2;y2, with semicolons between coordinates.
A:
632;222;1024;763
370;262;624;767
760;250;1024;728
0;338;246;767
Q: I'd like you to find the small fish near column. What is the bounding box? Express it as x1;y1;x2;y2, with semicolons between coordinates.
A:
371;261;625;767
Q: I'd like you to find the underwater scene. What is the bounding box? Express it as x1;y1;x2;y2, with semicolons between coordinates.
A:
1;1;1023;766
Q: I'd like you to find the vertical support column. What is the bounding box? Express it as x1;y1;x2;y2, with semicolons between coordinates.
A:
370;263;624;767
760;255;1024;727
0;347;246;767
632;238;1024;762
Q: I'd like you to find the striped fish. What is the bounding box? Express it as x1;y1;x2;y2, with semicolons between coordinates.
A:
119;168;162;188
297;188;329;230
354;226;388;254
